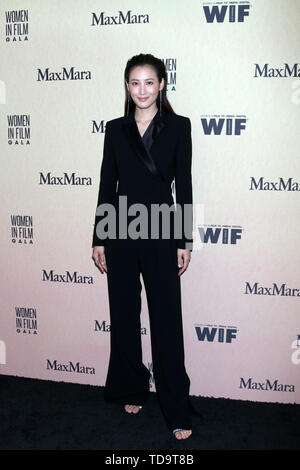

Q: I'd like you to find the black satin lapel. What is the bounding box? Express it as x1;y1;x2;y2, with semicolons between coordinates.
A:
143;138;166;182
122;116;166;182
152;119;165;145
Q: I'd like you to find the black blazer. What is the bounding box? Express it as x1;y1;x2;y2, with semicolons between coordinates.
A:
92;108;193;250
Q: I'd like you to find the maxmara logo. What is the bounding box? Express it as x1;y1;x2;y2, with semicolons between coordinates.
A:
94;320;147;335
92;120;106;134
91;10;149;26
47;359;95;375
37;67;91;81
249;177;300;191
254;63;300;78
198;225;242;245
240;377;295;393
42;270;93;284
244;282;300;297
39;172;92;185
202;3;250;23
200;115;247;135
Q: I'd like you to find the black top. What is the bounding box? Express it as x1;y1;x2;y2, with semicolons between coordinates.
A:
140;109;160;153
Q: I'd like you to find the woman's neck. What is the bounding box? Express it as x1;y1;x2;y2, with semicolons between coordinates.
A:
134;105;158;123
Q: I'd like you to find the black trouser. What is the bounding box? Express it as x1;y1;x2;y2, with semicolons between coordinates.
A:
103;237;192;431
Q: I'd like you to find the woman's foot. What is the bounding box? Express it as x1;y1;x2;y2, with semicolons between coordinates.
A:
173;429;192;440
124;404;143;414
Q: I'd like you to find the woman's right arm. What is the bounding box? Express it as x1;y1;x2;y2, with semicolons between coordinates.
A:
91;121;118;269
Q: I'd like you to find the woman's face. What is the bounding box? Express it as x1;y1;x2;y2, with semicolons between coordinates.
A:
127;65;164;111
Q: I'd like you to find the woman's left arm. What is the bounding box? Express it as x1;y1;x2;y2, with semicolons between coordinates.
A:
174;117;193;252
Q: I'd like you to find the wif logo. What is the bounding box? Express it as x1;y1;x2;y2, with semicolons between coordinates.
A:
200;115;247;135
0;340;6;364
202;3;250;23
198;225;242;245
195;325;237;343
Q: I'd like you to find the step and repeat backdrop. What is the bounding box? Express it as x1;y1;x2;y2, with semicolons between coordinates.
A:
0;0;299;404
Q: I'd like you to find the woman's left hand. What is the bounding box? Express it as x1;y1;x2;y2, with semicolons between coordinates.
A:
177;249;191;276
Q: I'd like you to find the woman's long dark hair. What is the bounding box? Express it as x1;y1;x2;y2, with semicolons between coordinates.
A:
124;53;175;116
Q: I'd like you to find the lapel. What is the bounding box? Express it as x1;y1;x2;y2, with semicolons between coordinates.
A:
122;108;170;182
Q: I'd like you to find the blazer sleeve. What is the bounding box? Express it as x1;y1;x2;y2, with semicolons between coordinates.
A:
174;117;193;251
92;121;118;247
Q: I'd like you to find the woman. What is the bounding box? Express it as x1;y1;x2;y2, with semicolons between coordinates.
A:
92;53;195;440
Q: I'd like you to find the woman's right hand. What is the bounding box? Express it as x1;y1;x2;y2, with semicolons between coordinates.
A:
92;246;107;274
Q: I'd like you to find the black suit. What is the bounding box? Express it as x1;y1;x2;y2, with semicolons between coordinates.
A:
92;108;194;431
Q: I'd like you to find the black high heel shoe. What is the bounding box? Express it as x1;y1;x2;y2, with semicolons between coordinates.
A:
170;399;202;439
172;428;192;439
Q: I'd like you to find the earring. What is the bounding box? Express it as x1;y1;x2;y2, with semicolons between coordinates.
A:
159;89;162;117
127;90;131;116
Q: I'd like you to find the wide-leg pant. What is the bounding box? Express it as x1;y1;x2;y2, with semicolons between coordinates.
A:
103;237;192;431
